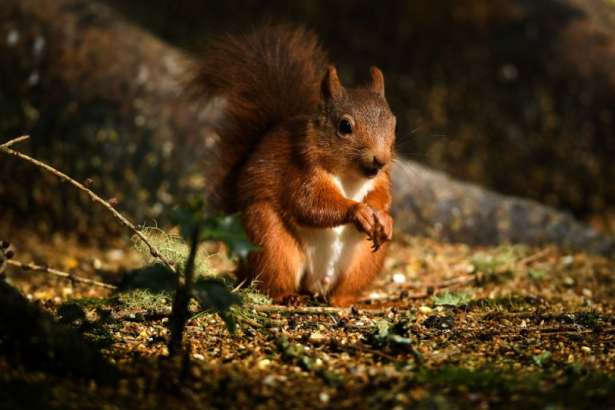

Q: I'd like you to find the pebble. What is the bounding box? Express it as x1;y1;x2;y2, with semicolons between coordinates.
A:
257;359;271;370
107;249;125;261
6;30;19;46
263;374;277;387
392;272;406;284
319;392;330;403
309;331;327;343
419;306;433;314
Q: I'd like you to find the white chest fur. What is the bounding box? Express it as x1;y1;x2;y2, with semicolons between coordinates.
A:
298;174;374;296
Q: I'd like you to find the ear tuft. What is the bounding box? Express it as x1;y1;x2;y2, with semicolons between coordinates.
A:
369;66;385;97
321;65;344;100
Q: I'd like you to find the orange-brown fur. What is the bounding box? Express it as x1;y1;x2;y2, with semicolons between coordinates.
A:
193;25;396;306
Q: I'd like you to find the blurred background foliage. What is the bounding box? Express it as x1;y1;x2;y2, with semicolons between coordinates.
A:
1;0;615;239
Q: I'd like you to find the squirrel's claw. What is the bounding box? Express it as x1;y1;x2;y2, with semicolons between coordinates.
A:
351;203;393;252
370;209;393;252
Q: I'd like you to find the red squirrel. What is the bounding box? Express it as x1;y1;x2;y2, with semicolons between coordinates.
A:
193;25;396;306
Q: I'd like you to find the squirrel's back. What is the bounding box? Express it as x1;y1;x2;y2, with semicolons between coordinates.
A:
192;25;328;211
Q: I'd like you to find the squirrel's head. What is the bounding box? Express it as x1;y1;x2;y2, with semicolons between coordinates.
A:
315;65;396;179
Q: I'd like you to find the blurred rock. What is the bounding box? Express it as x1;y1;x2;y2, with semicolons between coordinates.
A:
392;161;614;255
0;0;212;238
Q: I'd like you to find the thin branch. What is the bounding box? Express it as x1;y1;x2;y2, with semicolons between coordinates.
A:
344;343;398;362
6;259;117;289
248;304;388;316
518;248;553;266
402;274;476;292
477;326;615;340
0;135;175;273
435;274;476;288
235;314;262;328
0;135;30;148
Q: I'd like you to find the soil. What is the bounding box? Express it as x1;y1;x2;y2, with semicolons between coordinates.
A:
2;232;615;409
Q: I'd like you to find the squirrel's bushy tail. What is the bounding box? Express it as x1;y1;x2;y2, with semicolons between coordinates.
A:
192;24;328;211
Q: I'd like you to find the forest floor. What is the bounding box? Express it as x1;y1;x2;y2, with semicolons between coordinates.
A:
2;232;615;409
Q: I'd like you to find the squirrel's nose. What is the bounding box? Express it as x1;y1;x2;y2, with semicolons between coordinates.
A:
372;156;386;170
361;155;386;178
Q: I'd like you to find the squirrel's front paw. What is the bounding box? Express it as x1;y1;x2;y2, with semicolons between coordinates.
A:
371;210;393;252
350;203;376;236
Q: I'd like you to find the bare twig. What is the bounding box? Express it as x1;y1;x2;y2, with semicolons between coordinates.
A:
338;340;422;366
518;248;553;266
402;274;476;292
435;274;476;288
231;278;248;293
0;135;30;148
6;259;117;289
0;135;176;273
480;326;615;340
235;314;262;328
344;343;398;362
248;304;388;316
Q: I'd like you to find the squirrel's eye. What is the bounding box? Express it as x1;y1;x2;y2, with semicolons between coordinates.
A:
338;118;353;135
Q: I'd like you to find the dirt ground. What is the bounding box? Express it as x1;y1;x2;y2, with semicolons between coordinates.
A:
2;232;615;409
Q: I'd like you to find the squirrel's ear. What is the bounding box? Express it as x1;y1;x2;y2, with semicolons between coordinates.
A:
369;66;385;97
321;66;344;100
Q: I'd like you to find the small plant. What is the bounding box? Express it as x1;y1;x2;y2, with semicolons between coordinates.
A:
470;246;521;282
172;199;258;260
166;199;246;357
277;336;320;371
532;351;552;368
432;291;472;307
193;277;241;332
368;319;413;347
528;269;547;281
365;318;422;364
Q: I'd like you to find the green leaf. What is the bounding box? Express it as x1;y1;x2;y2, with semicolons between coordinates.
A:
171;197;208;241
388;334;413;345
432;291;472;307
192;277;242;333
219;311;237;333
193;277;241;312
532;351;552;368
201;214;258;260
171;199;257;260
